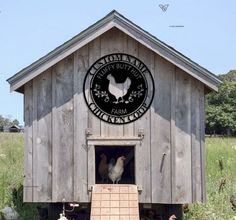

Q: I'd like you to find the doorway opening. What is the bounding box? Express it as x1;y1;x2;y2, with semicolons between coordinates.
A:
95;146;135;184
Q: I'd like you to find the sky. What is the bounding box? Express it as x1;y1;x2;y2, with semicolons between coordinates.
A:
0;0;235;125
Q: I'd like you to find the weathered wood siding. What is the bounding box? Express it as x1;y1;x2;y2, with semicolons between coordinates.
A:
52;56;74;202
23;28;205;203
33;69;52;202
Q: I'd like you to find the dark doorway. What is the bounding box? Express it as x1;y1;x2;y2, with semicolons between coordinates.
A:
95;146;135;184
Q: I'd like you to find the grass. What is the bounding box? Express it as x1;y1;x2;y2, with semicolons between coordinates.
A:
185;137;236;220
0;133;236;219
0;133;23;207
0;133;39;219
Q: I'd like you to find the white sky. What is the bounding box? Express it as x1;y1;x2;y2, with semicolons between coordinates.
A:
0;0;235;124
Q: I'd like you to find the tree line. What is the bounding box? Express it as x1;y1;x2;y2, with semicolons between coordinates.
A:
0;115;19;131
206;70;236;136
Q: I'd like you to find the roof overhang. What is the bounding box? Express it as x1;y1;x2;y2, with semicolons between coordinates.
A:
7;10;221;93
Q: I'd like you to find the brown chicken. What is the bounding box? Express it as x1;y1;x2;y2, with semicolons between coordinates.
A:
98;153;108;183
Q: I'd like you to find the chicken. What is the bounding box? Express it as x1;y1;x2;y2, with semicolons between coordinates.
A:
107;74;131;104
169;215;177;220
108;156;126;184
98;153;108;183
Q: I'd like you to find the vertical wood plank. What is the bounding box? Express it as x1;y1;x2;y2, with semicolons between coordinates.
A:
171;67;176;203
135;43;152;203
100;28;125;137
191;79;202;202
23;81;33;202
52;56;74;202
173;68;192;203
200;85;206;202
74;46;89;202
32;77;38;202
151;56;173;203
123;36;137;137
33;70;52;202
88;38;101;136
87;144;95;190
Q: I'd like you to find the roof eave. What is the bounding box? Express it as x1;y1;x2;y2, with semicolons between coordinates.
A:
112;15;220;91
7;11;119;91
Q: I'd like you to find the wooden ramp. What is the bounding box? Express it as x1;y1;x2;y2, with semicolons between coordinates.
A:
90;184;140;220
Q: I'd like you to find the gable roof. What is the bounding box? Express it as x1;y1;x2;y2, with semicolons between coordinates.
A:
9;125;20;129
7;10;220;92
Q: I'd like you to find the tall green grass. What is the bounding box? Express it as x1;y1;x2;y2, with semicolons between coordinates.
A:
0;133;39;219
0;133;236;219
185;138;236;220
0;133;24;208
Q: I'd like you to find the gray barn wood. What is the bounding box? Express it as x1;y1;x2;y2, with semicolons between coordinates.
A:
8;10;220;207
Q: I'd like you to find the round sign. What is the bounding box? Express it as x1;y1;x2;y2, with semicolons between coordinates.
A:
83;53;155;124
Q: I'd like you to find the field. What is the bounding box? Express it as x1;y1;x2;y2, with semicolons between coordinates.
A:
185;137;236;220
0;133;236;219
0;133;23;207
0;133;39;219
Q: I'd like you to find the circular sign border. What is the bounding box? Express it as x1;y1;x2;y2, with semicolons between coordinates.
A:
89;61;149;117
83;53;155;125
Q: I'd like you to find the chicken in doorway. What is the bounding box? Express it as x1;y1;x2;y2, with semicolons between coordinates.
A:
98;153;109;183
108;156;126;184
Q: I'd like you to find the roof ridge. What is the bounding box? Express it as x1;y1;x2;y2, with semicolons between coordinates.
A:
7;10;220;92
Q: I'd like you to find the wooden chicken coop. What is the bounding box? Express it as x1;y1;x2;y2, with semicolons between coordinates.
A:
8;10;220;220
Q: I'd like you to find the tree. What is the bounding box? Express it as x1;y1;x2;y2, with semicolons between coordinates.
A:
11;119;19;126
206;70;236;136
0;115;20;132
0;115;4;131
